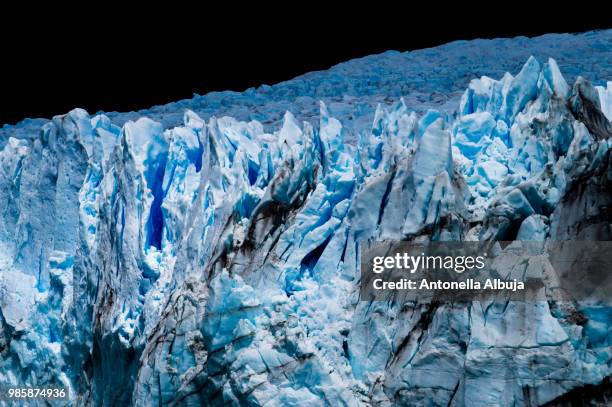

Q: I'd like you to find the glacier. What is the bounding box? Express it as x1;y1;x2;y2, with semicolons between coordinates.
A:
0;32;611;406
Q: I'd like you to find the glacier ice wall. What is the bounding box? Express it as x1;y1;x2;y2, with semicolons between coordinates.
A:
0;53;611;406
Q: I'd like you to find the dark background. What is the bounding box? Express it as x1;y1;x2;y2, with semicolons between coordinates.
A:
0;8;609;125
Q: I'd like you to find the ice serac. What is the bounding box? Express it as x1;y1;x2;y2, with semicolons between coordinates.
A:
596;81;612;121
0;54;610;407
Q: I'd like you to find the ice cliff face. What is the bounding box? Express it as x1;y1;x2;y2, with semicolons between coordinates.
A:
0;54;611;406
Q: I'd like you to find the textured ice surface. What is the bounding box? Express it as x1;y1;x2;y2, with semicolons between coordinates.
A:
2;30;612;146
0;31;611;406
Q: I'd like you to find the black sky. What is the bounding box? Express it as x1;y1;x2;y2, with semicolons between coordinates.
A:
0;9;609;125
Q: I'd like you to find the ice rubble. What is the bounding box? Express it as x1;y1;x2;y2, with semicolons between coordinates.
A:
0;56;611;406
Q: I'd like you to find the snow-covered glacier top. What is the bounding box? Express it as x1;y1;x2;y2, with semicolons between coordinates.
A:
1;30;611;143
0;30;611;406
